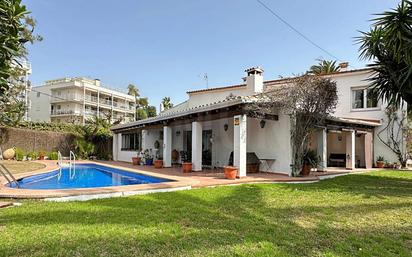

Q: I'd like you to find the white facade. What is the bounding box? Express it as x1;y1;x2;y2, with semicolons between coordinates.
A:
112;66;407;176
29;77;136;124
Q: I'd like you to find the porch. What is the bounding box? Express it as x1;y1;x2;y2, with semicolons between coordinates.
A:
113;112;293;177
309;117;380;171
97;160;365;187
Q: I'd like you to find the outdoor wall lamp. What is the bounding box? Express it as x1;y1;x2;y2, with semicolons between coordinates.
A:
260;119;266;128
224;124;228;131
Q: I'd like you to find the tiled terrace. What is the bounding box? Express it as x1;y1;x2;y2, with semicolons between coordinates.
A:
97;161;368;188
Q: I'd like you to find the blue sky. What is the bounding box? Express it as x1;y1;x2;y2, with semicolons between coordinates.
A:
24;0;399;109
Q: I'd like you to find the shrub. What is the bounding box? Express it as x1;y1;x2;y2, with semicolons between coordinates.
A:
15;148;25;161
48;151;59;160
27;151;38;160
74;138;95;159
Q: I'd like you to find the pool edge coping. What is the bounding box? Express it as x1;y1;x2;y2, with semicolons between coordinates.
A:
0;161;195;199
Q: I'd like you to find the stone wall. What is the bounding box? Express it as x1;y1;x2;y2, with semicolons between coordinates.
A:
0;127;77;155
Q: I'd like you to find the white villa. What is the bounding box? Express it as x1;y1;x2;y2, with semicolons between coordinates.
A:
29;77;136;125
111;66;406;177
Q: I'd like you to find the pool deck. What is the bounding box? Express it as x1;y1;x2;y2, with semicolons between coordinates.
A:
0;160;374;200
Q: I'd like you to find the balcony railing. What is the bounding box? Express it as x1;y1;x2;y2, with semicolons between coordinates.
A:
84;95;98;103
50;110;82;116
50;93;83;102
84;109;98;116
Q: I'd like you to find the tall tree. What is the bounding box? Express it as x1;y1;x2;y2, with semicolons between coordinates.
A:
161;97;173;110
146;106;157;117
0;0;40;95
0;0;41;125
357;0;412;108
127;84;139;99
247;75;338;176
308;59;340;75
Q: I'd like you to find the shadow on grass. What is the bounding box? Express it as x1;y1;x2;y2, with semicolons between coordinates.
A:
1;171;412;256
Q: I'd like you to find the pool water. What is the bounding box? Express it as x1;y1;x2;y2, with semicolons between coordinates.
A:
8;164;172;190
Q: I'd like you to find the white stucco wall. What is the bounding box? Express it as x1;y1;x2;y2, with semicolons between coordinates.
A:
330;70;406;163
247;116;292;175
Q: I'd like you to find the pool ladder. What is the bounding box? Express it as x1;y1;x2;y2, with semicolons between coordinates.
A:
69;151;76;179
0;163;19;188
56;151;76;180
57;151;63;180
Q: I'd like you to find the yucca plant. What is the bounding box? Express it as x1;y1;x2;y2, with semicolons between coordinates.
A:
357;0;412;108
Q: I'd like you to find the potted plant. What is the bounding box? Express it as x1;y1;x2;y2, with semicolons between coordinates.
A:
144;149;154;165
154;157;163;169
376;156;385;168
38;150;46;160
182;162;192;173
180;150;192;173
132;152;141;165
224;166;238;179
393;162;401;169
301;150;319;176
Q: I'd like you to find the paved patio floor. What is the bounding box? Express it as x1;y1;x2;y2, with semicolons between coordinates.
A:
97;161;369;188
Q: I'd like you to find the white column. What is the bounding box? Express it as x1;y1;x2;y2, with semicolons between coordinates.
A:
345;130;356;170
82;86;86;125
163;126;172;167
141;129;147;150
112;132;118;161
317;128;327;171
97;90;100;118
234;114;247;177
111;94;114;123
192;121;202;171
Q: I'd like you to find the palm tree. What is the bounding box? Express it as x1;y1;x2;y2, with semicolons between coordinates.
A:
161;97;173;110
127;84;139;99
357;0;412;108
137;97;148;108
308;59;340;75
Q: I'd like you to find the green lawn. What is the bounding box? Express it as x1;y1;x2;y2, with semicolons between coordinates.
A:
0;171;411;257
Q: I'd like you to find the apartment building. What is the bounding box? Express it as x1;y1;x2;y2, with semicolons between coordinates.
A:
9;60;32;121
29;77;136;124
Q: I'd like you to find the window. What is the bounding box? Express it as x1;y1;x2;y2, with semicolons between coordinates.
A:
352;88;378;109
121;132;142;151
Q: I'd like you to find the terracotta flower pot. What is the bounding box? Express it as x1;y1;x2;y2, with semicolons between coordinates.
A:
39;155;45;160
224;166;238;179
154;160;163;169
132;157;141;165
301;164;311;176
376;161;385;168
182;162;192;173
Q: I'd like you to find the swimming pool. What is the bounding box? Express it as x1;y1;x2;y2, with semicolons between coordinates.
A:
8;164;172;190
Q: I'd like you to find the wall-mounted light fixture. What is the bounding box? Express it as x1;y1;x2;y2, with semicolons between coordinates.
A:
260;120;266;128
224;124;228;131
176;130;181;136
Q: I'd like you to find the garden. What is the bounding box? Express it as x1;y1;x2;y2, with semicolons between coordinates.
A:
0;170;411;257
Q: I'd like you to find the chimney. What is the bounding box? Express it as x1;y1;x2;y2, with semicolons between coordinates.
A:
159;103;164;113
245;66;264;94
339;62;349;72
94;79;101;87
